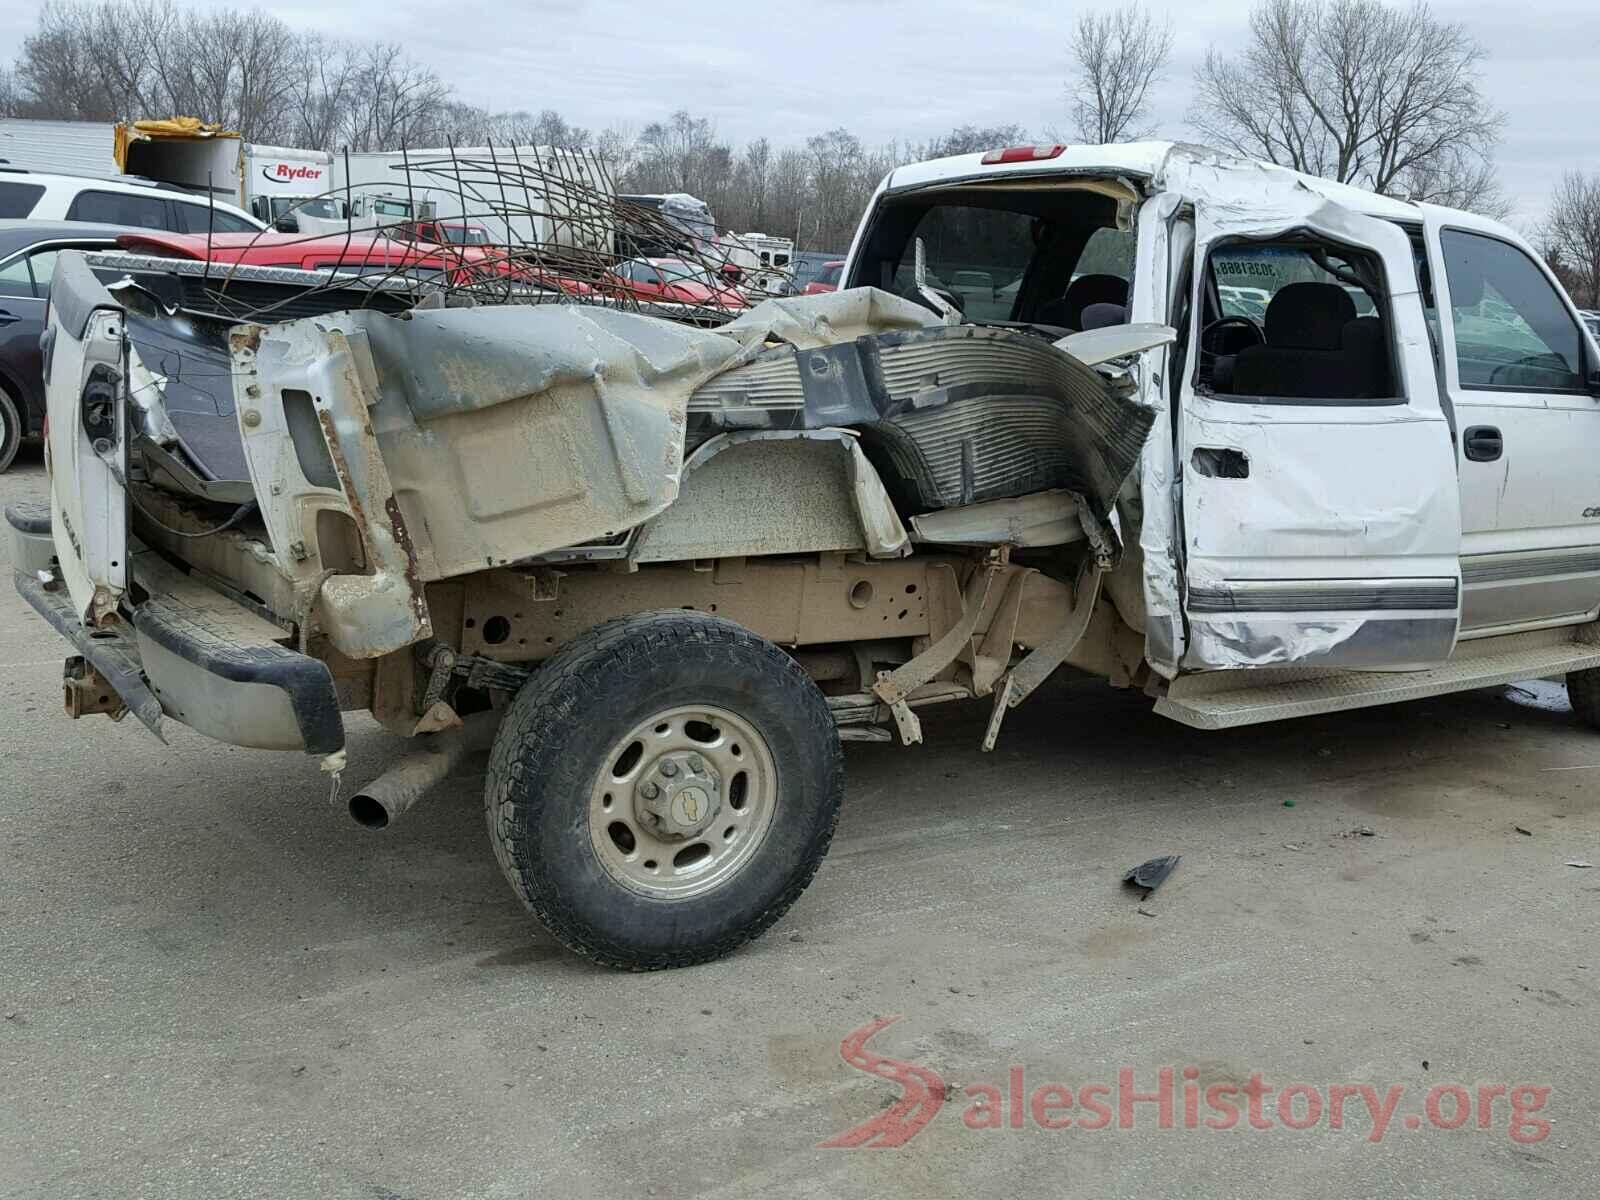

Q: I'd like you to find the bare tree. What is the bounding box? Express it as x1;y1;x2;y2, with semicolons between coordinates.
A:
0;66;19;118
918;123;1030;158
1065;5;1173;143
1192;0;1506;211
15;1;124;119
339;42;450;151
282;35;359;151
1544;172;1600;310
1392;143;1511;220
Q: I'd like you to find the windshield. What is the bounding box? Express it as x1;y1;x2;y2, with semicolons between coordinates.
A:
270;197;342;221
656;260;717;288
441;225;491;245
816;263;843;286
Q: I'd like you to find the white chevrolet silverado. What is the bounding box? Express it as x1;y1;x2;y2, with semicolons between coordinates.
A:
13;141;1600;969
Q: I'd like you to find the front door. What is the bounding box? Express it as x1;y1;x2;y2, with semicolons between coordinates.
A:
1425;217;1600;633
1177;199;1462;670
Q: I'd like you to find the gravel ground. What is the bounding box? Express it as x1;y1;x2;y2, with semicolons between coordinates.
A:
0;451;1595;1198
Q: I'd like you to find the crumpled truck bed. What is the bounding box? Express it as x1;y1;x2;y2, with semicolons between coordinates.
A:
227;288;1156;657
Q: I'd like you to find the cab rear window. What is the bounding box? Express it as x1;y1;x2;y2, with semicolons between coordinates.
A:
0;182;45;218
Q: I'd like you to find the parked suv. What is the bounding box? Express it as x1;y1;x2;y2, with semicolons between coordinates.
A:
0;169;264;235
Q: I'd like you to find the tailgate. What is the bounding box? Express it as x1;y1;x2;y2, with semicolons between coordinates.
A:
44;252;128;626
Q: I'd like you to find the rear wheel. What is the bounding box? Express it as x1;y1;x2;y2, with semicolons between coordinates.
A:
1566;668;1600;730
0;386;21;474
485;611;844;969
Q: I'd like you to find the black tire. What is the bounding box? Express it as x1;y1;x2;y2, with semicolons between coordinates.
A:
485;611;844;970
1567;668;1600;729
0;386;21;474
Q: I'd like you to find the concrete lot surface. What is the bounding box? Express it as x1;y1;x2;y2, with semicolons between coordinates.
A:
0;454;1595;1198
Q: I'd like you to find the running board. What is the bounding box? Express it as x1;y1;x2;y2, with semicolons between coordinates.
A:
1155;626;1600;730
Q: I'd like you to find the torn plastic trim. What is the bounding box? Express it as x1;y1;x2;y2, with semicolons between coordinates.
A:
690;317;1157;528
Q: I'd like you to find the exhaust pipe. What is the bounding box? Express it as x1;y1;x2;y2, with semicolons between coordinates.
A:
348;716;498;830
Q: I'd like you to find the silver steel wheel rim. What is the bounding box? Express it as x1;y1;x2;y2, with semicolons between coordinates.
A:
589;703;778;899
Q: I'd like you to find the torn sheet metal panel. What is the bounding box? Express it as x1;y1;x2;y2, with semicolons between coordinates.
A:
1174;170;1461;671
630;430;909;563
240;291;929;596
263;304;754;583
718;287;938;350
1130;191;1187;677
233;323;432;658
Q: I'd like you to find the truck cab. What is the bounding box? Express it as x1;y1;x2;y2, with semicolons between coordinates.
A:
842;142;1600;700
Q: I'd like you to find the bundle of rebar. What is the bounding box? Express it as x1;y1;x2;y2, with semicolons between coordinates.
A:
189;140;793;325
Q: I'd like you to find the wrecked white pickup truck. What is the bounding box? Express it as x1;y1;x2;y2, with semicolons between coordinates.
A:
15;141;1600;968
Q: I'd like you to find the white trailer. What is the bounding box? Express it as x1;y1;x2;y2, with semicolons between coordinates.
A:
0;119;117;177
0;117;239;204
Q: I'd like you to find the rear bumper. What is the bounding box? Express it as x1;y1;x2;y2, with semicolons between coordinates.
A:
10;509;344;756
5;502;55;577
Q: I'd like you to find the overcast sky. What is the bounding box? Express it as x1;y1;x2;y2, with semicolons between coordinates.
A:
2;0;1595;226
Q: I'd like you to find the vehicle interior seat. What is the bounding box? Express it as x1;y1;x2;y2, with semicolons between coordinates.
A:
1036;274;1129;331
1079;302;1127;331
1339;315;1392;398
1230;282;1359;399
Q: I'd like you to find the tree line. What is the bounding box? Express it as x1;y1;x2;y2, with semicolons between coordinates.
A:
0;0;1582;270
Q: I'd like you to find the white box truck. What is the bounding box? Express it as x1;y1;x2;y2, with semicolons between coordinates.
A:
240;144;348;234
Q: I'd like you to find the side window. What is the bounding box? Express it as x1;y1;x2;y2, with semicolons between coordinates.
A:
1199;237;1397;404
0;182;45;219
0;253;35;298
66;189;172;230
23;250;60;293
174;202;259;235
1440;229;1584;392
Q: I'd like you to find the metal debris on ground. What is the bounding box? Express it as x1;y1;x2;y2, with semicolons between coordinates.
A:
1566;860;1594;869
1122;854;1181;898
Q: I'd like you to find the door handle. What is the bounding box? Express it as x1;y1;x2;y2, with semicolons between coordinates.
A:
0;309;18;327
1463;425;1502;462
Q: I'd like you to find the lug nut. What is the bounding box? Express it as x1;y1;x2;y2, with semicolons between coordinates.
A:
688;754;703;772
640;781;660;799
660;761;678;778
